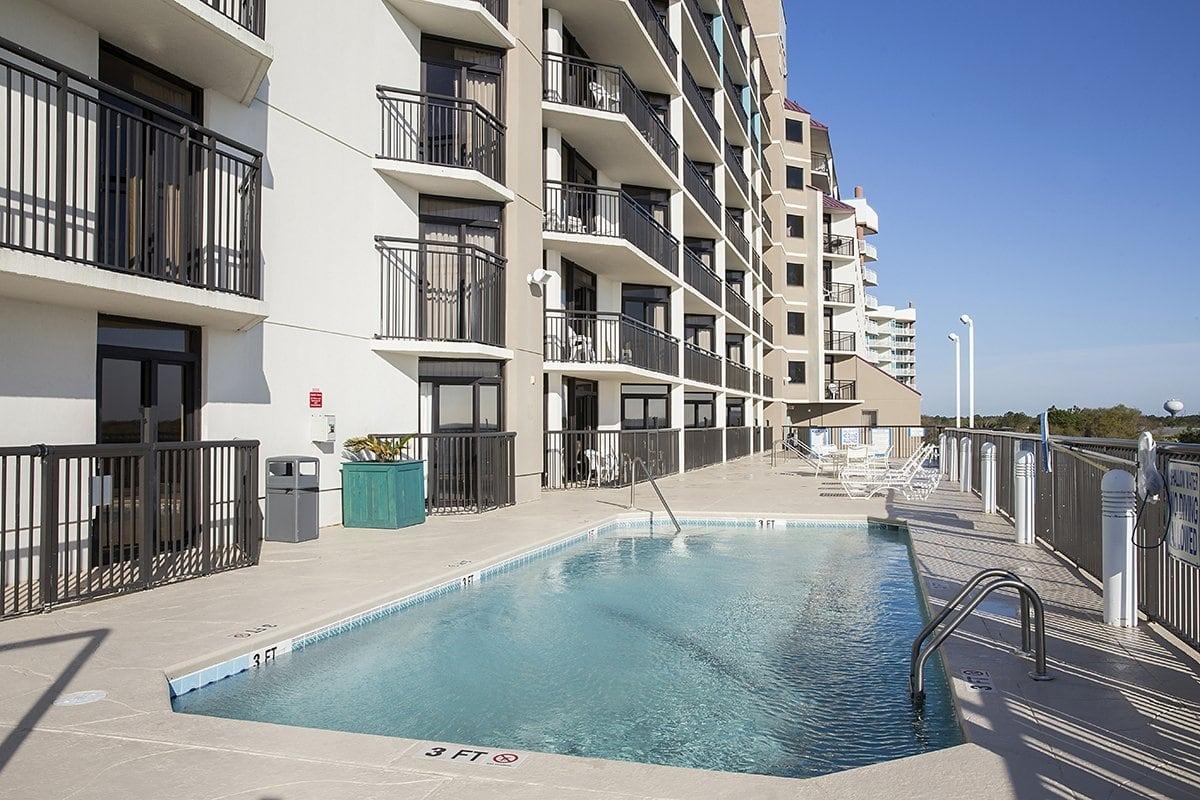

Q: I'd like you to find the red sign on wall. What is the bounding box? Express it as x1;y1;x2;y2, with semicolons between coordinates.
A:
309;389;323;409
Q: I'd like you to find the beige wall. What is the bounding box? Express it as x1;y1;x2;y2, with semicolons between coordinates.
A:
786;357;921;426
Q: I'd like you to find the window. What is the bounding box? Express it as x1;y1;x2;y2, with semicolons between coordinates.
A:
787;312;805;336
684;314;716;351
621;384;670;430
786;262;804;286
726;399;745;427
786;166;804;189
788;361;806;384
685;392;716;428
786;118;803;142
786;214;804;238
725;333;745;362
418;359;504;432
622;284;670;329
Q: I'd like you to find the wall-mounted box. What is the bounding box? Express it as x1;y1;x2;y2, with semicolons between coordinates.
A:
310;414;335;443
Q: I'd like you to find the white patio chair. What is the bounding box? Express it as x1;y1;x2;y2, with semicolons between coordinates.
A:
588;80;620;112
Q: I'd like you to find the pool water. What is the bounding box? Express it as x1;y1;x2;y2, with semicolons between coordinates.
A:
174;523;962;779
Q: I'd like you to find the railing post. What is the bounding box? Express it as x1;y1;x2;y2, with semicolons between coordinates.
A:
1101;469;1138;627
1013;450;1035;546
38;450;59;610
140;446;157;587
959;436;973;494
980;442;997;514
54;69;68;259
947;435;959;482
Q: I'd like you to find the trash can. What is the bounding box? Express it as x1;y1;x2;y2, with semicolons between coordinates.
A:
265;456;320;542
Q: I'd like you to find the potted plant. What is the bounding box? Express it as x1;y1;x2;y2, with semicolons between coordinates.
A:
340;435;426;529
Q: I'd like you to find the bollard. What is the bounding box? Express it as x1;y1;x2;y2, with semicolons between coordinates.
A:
947;436;959;483
1013;450;1035;545
980;442;997;514
938;433;947;474
960;436;973;494
1101;469;1138;627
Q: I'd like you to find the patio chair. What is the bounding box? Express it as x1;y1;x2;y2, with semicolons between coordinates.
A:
568;329;596;362
588;80;620;113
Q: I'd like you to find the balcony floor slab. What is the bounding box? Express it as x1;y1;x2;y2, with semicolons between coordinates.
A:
371;338;514;361
383;0;516;49
542;232;679;286
543;104;678;190
374;158;514;204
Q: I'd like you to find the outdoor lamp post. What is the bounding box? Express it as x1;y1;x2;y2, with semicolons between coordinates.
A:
948;333;961;428
960;314;975;428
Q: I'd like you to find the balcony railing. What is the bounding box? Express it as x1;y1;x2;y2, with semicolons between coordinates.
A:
752;309;762;335
824;330;856;352
377;86;505;183
373;433;515;514
543;181;678;274
753;369;762;394
759;102;773;139
629;0;679;72
544;309;679;376
862;266;878;284
725;141;749;197
762;212;773;242
204;0;267;37
726;426;752;459
0;440;260;618
685;341;722;385
725;283;751;326
864;293;879;310
684;427;723;471
721;1;748;66
682;0;719;68
822;233;855;256
811;151;831;174
824;281;855;304
376;237;505;347
725;358;750;392
543;428;679;489
763;318;773;343
763;264;773;290
683;66;720;146
763;374;774;396
723;68;748;132
725;210;750;262
0;38;263;298
478;0;508;24
761;151;773;186
684;158;721;223
826;380;857;400
683;249;723;307
543;53;678;172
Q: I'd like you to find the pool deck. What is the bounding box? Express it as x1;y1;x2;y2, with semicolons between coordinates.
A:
1;455;1198;799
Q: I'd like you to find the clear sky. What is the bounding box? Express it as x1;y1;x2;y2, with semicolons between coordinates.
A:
782;0;1200;416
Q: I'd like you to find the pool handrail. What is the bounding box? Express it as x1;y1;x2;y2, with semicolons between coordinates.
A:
627;456;682;533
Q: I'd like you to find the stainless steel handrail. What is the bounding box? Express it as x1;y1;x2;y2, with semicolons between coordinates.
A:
911;569;1031;671
911;577;1053;701
627;457;681;533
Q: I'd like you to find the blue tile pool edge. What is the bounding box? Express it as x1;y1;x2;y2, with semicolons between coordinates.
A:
167;513;895;699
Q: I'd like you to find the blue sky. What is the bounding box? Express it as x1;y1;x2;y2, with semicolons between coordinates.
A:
782;0;1200;416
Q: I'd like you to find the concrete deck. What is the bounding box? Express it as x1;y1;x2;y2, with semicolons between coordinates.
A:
0;456;1197;799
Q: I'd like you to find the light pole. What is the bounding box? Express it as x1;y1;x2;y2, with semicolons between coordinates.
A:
948;333;961;428
960;314;975;428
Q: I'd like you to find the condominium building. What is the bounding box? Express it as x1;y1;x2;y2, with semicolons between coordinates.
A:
0;0;918;527
867;304;918;388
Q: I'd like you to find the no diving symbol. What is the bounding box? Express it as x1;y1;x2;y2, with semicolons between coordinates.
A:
492;753;519;765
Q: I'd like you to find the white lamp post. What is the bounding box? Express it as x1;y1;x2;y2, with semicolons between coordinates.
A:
960;314;975;428
948;333;961;428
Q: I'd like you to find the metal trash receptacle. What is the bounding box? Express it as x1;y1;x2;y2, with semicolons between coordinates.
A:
265;456;320;542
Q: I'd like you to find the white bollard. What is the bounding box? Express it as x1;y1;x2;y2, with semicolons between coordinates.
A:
947;437;959;482
980;442;997;514
959;436;973;494
1013;450;1035;545
938;433;947;474
1101;469;1138;627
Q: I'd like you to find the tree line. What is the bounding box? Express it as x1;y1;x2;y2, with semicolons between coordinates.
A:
922;405;1200;443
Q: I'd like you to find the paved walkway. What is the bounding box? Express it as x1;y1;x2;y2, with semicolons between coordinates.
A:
0;456;1196;799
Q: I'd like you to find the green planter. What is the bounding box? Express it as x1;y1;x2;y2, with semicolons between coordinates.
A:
341;460;426;529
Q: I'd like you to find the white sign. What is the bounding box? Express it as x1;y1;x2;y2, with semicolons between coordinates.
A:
908;427;925;438
839;428;862;447
870;427;892;448
1167;461;1200;568
809;428;829;449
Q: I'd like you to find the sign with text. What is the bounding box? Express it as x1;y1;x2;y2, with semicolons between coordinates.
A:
839;428;862;447
308;389;323;409
808;428;830;450
1167;461;1200;568
870;427;892;449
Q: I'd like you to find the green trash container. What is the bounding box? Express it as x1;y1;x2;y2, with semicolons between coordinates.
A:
341;460;426;529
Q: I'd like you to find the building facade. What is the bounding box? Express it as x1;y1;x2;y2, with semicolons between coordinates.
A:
0;0;918;526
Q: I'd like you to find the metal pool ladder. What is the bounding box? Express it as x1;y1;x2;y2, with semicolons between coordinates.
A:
627;457;681;534
910;568;1053;702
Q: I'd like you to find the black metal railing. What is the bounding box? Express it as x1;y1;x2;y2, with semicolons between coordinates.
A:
725;209;750;262
542;53;678;172
721;1;748;66
723;68;748;132
753;369;763;394
684;342;721;385
375;237;505;347
203;0;267;37
822;232;855;256
725;141;749;198
684;158;721;223
543;429;679;489
826;379;856;400
811;151;831;173
684;427;722;471
725;358;750;392
629;0;679;71
683;249;723;307
377;86;505;183
0;440;260;619
752;309;762;335
725;284;751;326
682;0;719;68
683;66;720;146
373;433;514;514
0;38;263;298
762;212;773;242
759;102;773;140
763;264;773;289
543;181;678;274
763;374;774;396
478;0;508;24
761;150;773;186
824;330;856;351
824;281;855;304
544;309;679;376
726;426;752;459
763;317;774;343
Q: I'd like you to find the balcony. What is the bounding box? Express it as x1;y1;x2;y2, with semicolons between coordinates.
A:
826;379;857;401
374;237;508;359
862;266;878;285
685;342;722;385
763;373;775;397
375;86;509;202
726;426;751;459
543;53;678;181
681;0;719;74
374;432;515;513
725;283;751;328
811;152;831;175
859;239;878;262
763;264;774;291
549;0;676;93
726;358;751;393
822;233;856;257
543;182;679;279
724;211;750;265
721;1;749;65
724;141;749;203
683;67;720;150
683;249;723;308
684;427;723;471
0;41;265;328
383;0;514;49
723;68;749;140
752;309;762;336
824;282;856;305
763;318;774;344
544;428;679;489
824;330;857;353
865;293;879;310
683;159;722;231
544;309;679;378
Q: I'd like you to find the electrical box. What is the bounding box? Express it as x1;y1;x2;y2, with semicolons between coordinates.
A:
310;413;335;443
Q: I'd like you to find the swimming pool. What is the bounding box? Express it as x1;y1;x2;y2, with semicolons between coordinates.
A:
173;520;962;779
